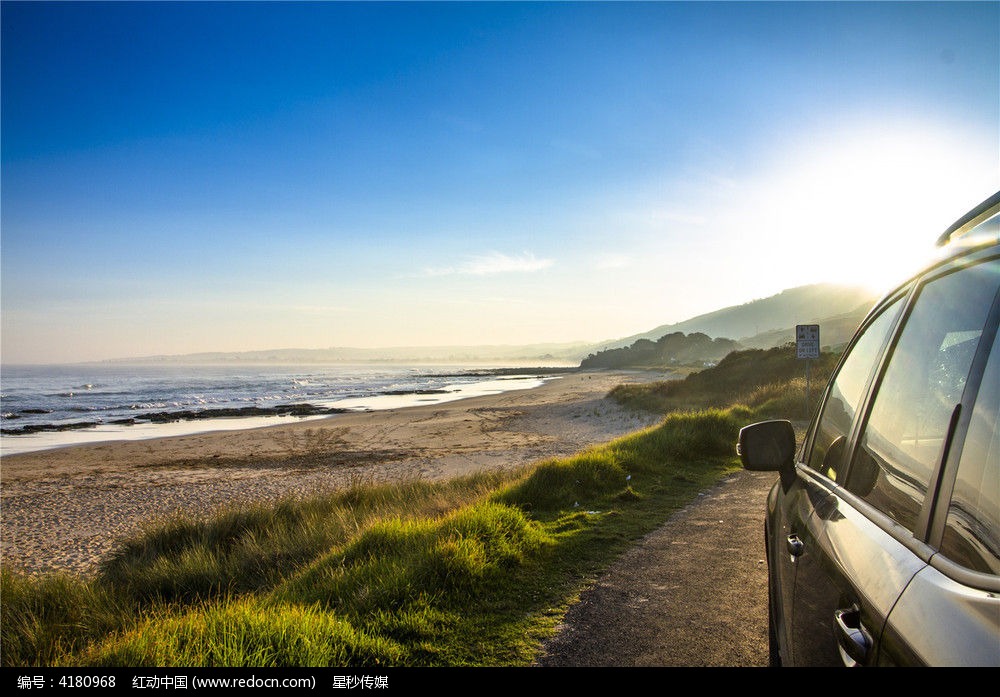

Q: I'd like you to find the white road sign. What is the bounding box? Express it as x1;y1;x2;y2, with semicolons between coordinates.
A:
796;324;820;359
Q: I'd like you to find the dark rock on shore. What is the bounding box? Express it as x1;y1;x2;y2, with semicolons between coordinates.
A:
2;420;102;435
0;403;349;435
140;404;349;424
382;389;453;396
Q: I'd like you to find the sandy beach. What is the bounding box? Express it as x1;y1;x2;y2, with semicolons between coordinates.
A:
1;370;666;577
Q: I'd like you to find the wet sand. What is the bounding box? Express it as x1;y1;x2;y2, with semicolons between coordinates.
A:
1;370;667;576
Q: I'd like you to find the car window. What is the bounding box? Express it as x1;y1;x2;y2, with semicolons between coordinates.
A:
805;297;903;481
846;259;1000;533
940;327;1000;575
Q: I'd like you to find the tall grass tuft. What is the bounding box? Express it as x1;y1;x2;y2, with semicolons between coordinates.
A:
99;473;518;604
495;453;630;512
1;570;130;668
69;597;404;667
650;406;753;458
429;502;551;588
741;377;817;418
274;501;551;616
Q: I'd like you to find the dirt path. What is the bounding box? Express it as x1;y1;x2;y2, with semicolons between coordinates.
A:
535;468;777;667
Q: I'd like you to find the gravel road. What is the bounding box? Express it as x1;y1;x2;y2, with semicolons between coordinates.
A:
535;468;777;667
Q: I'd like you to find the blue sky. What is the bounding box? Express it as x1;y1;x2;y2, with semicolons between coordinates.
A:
2;1;998;363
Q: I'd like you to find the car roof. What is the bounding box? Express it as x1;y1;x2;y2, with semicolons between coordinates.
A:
936;190;1000;247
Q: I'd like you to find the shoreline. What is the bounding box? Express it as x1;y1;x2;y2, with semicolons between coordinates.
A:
0;369;669;576
0;366;574;456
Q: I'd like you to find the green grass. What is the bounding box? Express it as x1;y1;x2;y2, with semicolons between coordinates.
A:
610;343;841;418
98;472;511;604
3;361;797;667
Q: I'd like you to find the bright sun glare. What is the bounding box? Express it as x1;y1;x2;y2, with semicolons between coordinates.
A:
728;123;996;296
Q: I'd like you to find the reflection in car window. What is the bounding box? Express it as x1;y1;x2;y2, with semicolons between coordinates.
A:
942;328;1000;575
806;298;902;481
846;260;1000;533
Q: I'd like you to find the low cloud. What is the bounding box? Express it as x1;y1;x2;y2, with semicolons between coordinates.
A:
424;251;554;277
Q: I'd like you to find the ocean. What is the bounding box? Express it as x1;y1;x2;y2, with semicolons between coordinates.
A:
0;363;572;456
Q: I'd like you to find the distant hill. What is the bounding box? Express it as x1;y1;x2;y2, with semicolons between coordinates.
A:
736;302;875;352
596;283;878;354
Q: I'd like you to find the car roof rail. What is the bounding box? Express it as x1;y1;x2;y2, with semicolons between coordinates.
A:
936;190;1000;247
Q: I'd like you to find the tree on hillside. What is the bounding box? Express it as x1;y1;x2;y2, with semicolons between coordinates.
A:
580;332;740;369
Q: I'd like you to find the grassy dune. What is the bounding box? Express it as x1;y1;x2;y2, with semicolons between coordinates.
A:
609;343;841;418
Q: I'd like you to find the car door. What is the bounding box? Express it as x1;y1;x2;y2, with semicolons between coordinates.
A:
769;293;906;665
790;255;1000;666
774;293;905;665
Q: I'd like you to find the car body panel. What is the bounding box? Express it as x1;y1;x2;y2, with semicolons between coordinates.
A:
879;563;1000;666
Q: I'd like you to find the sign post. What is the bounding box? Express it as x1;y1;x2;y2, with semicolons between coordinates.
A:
796;324;820;419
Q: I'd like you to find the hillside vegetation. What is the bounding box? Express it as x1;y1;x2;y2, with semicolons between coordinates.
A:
2;347;832;668
609;343;842;419
580;332;739;369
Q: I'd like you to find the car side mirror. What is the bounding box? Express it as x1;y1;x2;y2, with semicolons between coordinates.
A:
737;420;796;475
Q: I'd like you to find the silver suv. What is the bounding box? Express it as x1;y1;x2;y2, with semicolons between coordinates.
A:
738;191;1000;666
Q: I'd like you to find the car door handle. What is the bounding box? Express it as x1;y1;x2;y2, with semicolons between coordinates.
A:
786;534;804;557
834;605;872;667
